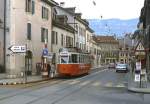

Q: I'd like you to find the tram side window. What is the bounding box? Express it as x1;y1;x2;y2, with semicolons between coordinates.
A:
61;56;68;63
71;54;78;63
79;54;81;63
69;56;72;63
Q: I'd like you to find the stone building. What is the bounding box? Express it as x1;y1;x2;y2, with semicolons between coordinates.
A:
52;8;75;65
93;36;119;64
0;0;5;73
0;0;57;77
138;0;150;79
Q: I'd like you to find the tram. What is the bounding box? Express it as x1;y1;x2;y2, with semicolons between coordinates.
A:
57;47;92;76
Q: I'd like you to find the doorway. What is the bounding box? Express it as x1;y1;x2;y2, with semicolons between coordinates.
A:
25;50;33;75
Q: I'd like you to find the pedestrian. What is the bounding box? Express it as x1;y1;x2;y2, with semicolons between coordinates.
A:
50;63;55;78
47;64;51;77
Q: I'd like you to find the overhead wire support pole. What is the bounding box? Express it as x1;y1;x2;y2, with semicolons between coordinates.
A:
4;0;7;72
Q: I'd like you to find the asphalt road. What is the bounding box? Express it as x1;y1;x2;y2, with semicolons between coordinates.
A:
0;68;150;104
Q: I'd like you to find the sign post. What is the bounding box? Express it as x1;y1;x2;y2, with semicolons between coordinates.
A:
41;39;49;78
8;45;26;53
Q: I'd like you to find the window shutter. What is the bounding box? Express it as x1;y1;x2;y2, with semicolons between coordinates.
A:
25;0;28;12
41;28;44;42
56;32;58;44
46;29;48;42
32;1;35;14
52;31;55;44
42;7;44;18
27;23;31;40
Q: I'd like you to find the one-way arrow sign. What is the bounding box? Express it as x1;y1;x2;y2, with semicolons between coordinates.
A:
8;45;26;53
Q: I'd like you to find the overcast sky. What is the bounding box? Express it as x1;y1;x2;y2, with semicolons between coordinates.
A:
54;0;144;19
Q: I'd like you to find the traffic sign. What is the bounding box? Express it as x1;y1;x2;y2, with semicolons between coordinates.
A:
42;48;48;56
135;74;140;82
8;45;26;53
135;41;145;55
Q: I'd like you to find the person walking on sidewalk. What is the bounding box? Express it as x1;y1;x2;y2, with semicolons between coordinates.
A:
49;63;55;78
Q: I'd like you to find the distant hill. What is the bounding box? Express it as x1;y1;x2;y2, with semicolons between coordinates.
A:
88;18;139;37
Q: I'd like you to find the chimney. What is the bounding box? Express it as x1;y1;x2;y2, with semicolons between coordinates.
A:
60;2;65;7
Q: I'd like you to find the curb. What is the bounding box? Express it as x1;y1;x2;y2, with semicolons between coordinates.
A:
0;78;52;85
128;87;150;94
0;82;25;85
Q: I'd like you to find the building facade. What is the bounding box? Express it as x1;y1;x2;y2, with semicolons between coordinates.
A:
94;36;119;64
0;0;5;73
52;10;75;65
138;0;150;79
2;0;57;77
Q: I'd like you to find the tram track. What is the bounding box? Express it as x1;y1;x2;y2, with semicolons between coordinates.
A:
0;68;107;103
24;69;108;104
0;78;67;101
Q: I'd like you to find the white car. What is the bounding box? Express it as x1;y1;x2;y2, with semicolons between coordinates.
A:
115;63;128;72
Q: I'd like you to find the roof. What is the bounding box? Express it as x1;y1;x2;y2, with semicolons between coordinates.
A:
52;19;75;33
41;0;58;6
56;6;76;16
86;26;94;33
93;36;119;44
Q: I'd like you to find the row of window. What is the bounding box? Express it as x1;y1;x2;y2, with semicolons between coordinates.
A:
120;53;128;57
60;54;91;64
26;0;49;20
52;31;74;47
27;23;48;42
27;24;74;46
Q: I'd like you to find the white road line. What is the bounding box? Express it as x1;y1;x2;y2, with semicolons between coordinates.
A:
69;80;80;85
116;83;125;88
105;82;113;87
77;69;108;80
92;82;101;86
80;81;90;86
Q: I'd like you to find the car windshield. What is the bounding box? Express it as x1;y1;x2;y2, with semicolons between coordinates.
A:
117;64;126;67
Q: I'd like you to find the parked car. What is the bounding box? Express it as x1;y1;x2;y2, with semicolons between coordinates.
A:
108;63;115;69
115;63;128;72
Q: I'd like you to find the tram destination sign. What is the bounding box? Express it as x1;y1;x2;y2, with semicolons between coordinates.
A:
8;45;26;53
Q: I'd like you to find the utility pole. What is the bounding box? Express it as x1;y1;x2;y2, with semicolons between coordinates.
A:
4;0;6;72
42;38;48;78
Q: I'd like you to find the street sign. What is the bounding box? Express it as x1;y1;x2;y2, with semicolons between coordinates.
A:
135;41;145;55
42;48;48;56
136;61;141;71
135;74;140;82
8;45;26;53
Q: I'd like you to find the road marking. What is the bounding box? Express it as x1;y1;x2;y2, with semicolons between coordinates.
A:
69;80;80;85
77;69;108;80
116;83;125;88
92;82;101;86
105;82;113;87
80;81;90;86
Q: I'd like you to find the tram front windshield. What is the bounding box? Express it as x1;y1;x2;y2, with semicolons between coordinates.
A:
61;56;68;63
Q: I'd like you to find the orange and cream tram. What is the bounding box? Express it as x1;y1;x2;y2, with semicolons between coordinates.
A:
57;47;92;76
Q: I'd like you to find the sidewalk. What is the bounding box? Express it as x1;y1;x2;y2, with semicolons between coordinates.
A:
0;75;50;85
0;66;104;85
0;73;6;80
127;71;150;93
